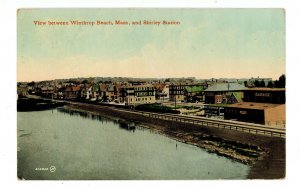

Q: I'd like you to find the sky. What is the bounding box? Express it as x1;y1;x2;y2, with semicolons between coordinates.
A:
17;9;285;82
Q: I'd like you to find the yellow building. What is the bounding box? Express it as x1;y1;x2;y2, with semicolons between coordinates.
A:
120;84;156;105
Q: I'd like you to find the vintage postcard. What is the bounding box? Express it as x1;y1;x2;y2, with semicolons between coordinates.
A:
17;8;285;180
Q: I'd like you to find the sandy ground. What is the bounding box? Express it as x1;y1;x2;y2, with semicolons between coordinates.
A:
65;103;285;179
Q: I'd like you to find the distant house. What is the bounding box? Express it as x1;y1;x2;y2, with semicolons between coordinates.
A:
99;83;107;100
169;84;187;102
169;83;207;102
247;77;272;87
91;83;100;100
120;84;155;105
185;85;205;102
17;86;28;98
41;86;54;97
114;83;123;102
80;83;100;100
204;83;247;104
105;84;117;101
56;87;65;99
63;86;81;100
153;83;169;102
80;84;92;100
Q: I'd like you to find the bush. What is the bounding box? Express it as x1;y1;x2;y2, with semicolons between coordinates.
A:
17;98;66;111
135;103;180;114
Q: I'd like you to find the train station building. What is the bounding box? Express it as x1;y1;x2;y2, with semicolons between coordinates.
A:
224;88;286;127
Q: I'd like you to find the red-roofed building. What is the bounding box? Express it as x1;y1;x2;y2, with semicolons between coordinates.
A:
63;86;82;100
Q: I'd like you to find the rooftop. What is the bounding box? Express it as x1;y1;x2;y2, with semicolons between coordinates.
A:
153;83;167;90
245;87;285;91
185;85;204;93
65;86;81;92
229;92;243;103
205;83;247;92
225;102;284;110
121;84;154;89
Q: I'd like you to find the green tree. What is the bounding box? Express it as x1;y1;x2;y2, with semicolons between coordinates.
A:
254;80;260;87
81;79;89;84
260;80;266;87
274;80;279;88
274;74;286;88
27;81;35;86
278;74;286;88
267;81;274;88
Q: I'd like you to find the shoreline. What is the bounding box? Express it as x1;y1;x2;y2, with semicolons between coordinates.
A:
63;103;285;179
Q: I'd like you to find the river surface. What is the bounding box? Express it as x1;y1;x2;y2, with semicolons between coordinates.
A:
17;108;249;180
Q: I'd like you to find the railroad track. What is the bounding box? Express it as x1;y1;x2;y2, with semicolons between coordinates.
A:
50;98;286;138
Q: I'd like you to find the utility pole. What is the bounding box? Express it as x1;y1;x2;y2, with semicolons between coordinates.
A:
175;91;177;109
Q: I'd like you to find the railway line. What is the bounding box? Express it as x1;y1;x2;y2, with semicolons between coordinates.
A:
64;101;286;138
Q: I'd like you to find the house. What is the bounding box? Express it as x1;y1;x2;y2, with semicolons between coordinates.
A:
91;83;100;100
120;84;155;105
114;83;123;102
99;83;107;101
204;83;247;104
56;87;65;99
185;85;205;102
80;84;92;100
40;86;54;97
153;83;169;102
169;84;187;102
104;84;117;102
169;83;208;102
63;86;81;100
247;77;272;87
17;86;28;98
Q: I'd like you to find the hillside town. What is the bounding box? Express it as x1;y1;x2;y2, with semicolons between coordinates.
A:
17;75;286;128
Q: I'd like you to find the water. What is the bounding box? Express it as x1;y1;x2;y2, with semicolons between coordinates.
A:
17;108;249;180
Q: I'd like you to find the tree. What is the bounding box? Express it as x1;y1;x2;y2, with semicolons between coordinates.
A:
244;81;248;87
278;74;286;88
254;80;260;87
267;81;274;88
274;80;280;88
27;81;35;86
274;74;286;88
81;79;89;84
260;80;266;87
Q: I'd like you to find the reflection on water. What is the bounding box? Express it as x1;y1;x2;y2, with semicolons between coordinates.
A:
17;108;249;180
57;108;137;132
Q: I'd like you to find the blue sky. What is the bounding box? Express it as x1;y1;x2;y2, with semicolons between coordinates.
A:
17;9;285;81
